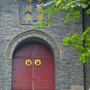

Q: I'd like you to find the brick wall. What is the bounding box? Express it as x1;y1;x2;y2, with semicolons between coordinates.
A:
0;0;85;90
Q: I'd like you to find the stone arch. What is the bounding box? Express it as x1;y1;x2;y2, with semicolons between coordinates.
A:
6;29;62;61
6;29;62;90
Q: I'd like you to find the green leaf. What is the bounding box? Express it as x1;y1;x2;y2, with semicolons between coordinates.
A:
55;0;61;6
76;3;81;7
72;33;78;38
66;12;71;18
87;1;90;4
81;0;87;2
40;24;44;28
64;17;70;23
86;8;90;15
52;4;55;8
47;18;52;24
80;3;87;8
54;8;58;12
80;36;84;41
74;10;80;16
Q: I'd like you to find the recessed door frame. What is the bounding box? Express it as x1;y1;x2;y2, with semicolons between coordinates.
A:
6;30;61;90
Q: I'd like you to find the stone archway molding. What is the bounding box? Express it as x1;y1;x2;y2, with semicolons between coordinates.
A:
6;29;62;60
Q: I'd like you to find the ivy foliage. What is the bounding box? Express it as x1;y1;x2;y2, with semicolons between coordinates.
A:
33;0;90;64
63;27;90;64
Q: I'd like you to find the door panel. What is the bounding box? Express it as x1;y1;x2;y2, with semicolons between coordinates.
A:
34;42;55;90
12;43;33;90
12;41;55;90
12;58;33;90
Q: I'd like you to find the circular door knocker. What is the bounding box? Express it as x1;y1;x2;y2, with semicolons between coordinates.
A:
35;59;41;66
25;59;32;66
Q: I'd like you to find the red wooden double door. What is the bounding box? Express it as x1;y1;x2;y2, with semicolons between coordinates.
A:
12;41;55;90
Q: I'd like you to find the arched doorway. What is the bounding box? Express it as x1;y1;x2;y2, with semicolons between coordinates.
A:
12;41;55;90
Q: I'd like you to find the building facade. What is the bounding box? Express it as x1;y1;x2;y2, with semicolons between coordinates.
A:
0;0;90;90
